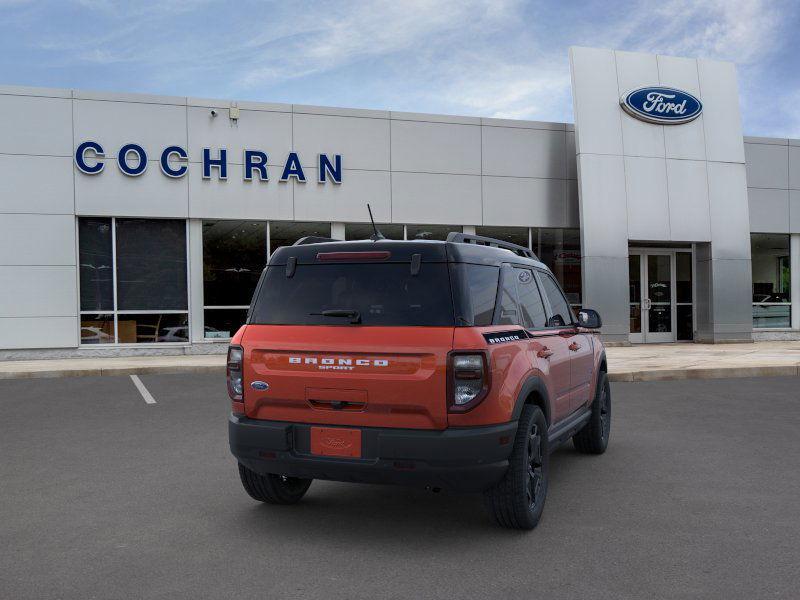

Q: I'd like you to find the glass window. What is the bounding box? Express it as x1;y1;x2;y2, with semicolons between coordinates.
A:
533;228;582;307
345;223;404;240
269;221;332;256
406;224;462;241
203;220;266;307
538;271;573;327
77;217;189;345
116;219;187;311
676;252;693;341
204;308;249;339
475;226;529;250
79;218;114;311
751;234;791;328
494;266;520;326
80;314;115;344
251;263;454;326
451;264;499;326
515;268;547;329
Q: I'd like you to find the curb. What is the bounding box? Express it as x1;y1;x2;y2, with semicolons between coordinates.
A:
608;365;800;382
1;363;798;382
0;364;226;381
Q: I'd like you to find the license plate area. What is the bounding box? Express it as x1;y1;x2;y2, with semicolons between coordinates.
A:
310;427;362;458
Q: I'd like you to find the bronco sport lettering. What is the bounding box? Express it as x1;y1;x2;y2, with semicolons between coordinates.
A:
227;232;611;530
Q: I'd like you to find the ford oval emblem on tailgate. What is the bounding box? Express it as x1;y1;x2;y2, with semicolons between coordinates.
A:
250;381;269;391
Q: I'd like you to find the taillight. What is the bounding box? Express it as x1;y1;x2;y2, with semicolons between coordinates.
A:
447;351;490;412
227;345;244;401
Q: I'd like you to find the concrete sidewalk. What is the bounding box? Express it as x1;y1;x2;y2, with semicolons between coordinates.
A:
1;341;799;382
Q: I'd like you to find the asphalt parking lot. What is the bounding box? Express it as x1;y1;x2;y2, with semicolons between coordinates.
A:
1;375;799;599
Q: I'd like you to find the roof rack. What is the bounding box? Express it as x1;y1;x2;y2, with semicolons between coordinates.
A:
292;235;341;246
446;232;538;260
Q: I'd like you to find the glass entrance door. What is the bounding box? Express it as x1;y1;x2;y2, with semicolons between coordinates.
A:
629;249;694;343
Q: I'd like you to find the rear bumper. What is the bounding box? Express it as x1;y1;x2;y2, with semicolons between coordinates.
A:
229;414;517;493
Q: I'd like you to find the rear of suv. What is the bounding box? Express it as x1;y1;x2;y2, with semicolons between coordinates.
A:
228;233;610;529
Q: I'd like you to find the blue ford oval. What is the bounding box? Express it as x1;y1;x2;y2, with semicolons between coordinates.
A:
620;86;702;124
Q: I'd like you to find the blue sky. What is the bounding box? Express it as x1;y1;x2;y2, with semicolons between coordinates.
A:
2;0;799;136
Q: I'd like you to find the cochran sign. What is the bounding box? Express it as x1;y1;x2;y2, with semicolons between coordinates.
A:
74;141;343;184
620;87;702;125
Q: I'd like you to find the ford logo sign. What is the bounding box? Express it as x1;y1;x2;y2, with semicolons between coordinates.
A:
620;87;702;125
250;381;269;391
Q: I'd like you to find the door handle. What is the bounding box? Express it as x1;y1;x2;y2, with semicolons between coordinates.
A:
569;342;581;352
537;347;554;359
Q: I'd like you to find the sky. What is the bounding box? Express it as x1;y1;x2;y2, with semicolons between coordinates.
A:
1;0;799;137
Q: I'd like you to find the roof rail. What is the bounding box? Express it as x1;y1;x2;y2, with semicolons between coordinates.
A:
446;232;538;260
292;235;341;246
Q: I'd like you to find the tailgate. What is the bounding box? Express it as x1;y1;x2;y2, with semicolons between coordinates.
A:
242;325;454;429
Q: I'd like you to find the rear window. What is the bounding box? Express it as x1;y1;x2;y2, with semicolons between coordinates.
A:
250;263;454;326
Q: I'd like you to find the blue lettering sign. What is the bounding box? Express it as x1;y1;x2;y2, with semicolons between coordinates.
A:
160;146;188;178
620;87;702;125
118;143;147;176
202;148;227;180
75;141;105;174
244;150;268;181
280;152;306;182
318;154;342;184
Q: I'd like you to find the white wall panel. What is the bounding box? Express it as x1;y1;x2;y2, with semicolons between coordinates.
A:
657;54;706;161
791;190;800;233
0;266;76;317
293;114;389;172
391;120;481;175
0;155;74;214
187;168;293;220
788;146;800;190
482;176;566;227
666;159;711;242
74;99;187;160
482;127;565;179
624;156;670;241
576;154;628;256
615;51;665;159
187;106;292;166
294;169;390;222
0;316;78;349
391;173;481;225
708;162;751;259
745;143;789;189
75;163;188;217
0;214;75;265
697;59;745;164
748;188;790;233
569;47;623;156
0;95;73;156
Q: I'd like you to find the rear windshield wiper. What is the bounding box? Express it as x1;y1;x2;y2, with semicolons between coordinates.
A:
310;309;362;324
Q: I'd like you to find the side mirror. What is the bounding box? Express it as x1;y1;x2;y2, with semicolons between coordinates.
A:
576;309;602;329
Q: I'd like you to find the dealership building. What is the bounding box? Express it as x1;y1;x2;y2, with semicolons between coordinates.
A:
1;46;799;357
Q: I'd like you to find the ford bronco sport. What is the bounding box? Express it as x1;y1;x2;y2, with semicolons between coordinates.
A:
228;232;610;529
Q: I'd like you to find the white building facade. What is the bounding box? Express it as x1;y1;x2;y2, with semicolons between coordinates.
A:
1;46;799;357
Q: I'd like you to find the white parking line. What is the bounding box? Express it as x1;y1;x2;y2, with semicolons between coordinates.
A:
130;374;156;404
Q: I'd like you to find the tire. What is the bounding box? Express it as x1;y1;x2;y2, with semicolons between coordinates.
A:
573;371;611;454
483;405;549;530
237;463;312;505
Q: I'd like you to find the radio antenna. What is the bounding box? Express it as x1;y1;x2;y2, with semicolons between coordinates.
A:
367;204;385;241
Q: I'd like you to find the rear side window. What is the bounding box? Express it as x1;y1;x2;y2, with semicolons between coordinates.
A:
494;266;520;326
450;264;499;326
249;263;454;326
515;268;547;329
539;271;573;327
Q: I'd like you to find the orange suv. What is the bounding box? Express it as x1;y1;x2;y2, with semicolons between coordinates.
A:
228;233;610;529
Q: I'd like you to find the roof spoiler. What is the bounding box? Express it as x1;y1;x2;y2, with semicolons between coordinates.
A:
446;232;538;260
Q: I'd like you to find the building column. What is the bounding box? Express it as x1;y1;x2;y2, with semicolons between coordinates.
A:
188;219;205;344
331;222;345;240
792;234;800;331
